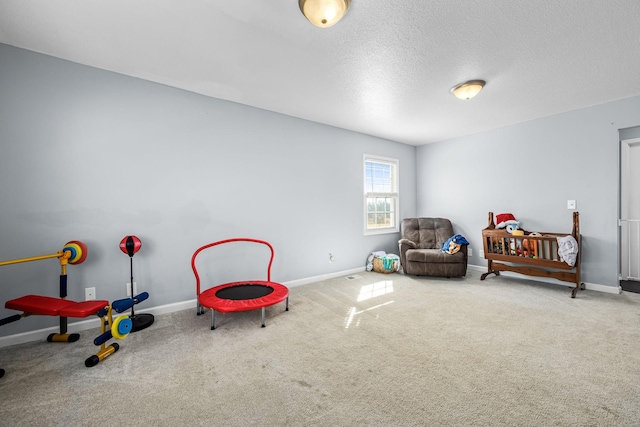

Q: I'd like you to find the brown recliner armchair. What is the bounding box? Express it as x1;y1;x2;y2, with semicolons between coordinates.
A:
398;218;468;277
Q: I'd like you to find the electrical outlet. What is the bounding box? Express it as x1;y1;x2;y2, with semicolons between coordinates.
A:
567;199;576;210
126;282;137;297
468;248;473;257
479;249;484;258
85;287;96;301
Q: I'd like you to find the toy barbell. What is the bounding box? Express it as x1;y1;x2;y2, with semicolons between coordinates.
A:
0;241;88;267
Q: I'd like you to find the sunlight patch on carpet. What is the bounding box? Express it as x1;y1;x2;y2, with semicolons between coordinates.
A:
357;280;393;302
344;301;394;329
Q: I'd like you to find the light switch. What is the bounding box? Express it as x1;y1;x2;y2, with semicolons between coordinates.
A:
567;200;576;210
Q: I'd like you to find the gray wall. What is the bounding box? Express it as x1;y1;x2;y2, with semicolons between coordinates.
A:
0;44;417;336
416;96;640;288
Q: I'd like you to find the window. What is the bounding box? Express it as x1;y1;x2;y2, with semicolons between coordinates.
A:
364;155;399;235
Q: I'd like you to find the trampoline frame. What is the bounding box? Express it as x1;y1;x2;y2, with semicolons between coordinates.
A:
191;238;289;330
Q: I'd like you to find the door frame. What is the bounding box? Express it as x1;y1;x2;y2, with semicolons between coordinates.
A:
619;136;640;286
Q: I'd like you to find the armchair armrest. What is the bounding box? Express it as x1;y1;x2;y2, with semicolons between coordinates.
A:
460;243;468;254
398;239;417;273
398;239;417;249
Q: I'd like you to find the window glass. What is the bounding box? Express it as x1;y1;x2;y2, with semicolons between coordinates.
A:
364;156;399;235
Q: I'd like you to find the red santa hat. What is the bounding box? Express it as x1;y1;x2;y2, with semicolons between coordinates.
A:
495;213;519;229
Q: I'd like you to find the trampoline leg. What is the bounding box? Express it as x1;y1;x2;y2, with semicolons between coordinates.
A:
285;297;289;311
261;307;266;328
211;310;216;330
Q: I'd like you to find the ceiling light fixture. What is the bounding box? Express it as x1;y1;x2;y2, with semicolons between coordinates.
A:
299;0;351;28
450;80;486;100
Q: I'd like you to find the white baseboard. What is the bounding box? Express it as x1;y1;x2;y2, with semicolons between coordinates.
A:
283;267;366;288
582;282;621;294
467;263;621;294
0;267;365;349
0;318;99;349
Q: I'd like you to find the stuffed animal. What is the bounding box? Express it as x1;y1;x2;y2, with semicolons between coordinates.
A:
495;213;520;233
447;241;461;254
522;232;542;258
441;234;469;254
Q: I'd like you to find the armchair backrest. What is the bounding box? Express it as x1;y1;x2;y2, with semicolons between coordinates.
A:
401;218;454;249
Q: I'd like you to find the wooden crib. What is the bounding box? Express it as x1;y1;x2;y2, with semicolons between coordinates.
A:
481;211;584;297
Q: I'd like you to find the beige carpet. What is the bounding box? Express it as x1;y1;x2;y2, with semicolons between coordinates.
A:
1;270;639;426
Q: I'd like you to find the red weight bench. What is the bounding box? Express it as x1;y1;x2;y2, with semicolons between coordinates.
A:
3;295;109;342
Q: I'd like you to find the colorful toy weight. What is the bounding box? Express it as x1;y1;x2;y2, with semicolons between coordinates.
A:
63;241;88;265
111;315;133;339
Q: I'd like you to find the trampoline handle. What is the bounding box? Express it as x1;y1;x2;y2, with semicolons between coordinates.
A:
191;238;275;296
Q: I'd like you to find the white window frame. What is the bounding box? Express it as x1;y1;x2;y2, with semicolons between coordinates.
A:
363;154;399;235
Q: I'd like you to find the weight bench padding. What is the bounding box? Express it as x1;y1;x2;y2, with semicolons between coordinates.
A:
6;295;72;316
59;300;109;317
5;295;108;318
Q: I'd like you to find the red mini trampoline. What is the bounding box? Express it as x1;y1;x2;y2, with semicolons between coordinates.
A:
191;238;289;330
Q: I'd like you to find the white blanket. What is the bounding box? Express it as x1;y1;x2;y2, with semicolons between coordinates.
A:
556;235;579;267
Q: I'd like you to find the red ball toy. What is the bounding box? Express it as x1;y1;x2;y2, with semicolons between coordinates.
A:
120;235;141;257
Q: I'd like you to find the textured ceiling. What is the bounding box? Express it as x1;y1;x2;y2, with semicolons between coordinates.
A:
1;0;640;145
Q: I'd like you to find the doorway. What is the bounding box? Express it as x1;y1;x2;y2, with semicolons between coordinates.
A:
620;128;640;293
